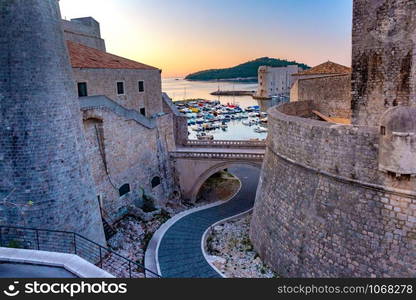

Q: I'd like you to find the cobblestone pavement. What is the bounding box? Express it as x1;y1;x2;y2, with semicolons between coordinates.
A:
157;165;260;278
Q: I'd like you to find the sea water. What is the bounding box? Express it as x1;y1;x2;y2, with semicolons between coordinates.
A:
162;78;281;140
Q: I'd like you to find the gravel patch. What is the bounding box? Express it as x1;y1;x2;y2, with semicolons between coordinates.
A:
206;213;278;278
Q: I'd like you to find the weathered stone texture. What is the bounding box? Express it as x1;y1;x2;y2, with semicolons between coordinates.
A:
251;0;416;277
0;0;105;244
379;107;416;176
81;107;178;221
161;93;188;146
62;17;106;51
251;150;416;277
268;101;381;184
72;68;163;118
250;103;416;277
352;0;416;126
295;75;352;119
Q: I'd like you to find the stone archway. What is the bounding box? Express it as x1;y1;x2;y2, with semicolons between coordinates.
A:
188;161;262;203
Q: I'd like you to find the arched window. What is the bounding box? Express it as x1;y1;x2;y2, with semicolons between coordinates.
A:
151;176;161;188
119;184;130;197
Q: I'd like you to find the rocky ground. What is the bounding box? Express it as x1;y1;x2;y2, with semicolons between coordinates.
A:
206;213;277;278
105;171;240;278
105;204;184;277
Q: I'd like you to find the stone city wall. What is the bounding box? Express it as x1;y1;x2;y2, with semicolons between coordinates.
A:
250;101;416;277
0;0;105;244
82;107;178;221
295;74;352;119
351;0;416;126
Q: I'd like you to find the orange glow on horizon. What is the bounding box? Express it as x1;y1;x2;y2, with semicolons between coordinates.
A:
60;0;352;78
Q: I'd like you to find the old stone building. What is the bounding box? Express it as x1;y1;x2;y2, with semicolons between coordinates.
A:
292;61;351;82
250;0;416;277
256;65;302;99
0;1;181;243
61;19;179;222
68;41;163;118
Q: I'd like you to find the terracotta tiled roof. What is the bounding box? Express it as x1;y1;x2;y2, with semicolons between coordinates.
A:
293;61;351;76
67;41;158;70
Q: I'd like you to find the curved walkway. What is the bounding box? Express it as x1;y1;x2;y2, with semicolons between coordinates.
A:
153;165;260;278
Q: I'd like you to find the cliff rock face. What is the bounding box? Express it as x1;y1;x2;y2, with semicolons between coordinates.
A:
0;0;105;244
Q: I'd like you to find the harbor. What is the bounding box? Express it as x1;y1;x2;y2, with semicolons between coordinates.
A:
175;100;268;141
164;78;288;140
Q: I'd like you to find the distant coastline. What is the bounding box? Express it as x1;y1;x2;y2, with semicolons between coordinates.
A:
185;57;310;81
186;77;258;83
210;90;255;96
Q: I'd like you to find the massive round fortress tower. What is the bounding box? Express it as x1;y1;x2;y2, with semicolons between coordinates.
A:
0;0;105;244
250;0;416;277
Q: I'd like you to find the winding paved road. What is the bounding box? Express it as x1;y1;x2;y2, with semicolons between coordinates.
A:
157;165;260;278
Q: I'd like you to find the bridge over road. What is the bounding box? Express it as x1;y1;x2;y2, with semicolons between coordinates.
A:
170;140;266;202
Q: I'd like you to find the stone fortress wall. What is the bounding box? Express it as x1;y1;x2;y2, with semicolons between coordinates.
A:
251;101;416;277
81;103;178;221
351;0;416;126
0;1;105;244
294;74;352;119
250;0;416;277
1;1;188;244
62;17;106;51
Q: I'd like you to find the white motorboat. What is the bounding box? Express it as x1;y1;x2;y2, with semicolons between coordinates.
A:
191;125;203;131
197;132;214;140
254;126;268;133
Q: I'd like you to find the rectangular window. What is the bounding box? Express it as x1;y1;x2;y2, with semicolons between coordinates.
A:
138;81;144;92
140;107;146;116
78;82;88;97
117;82;124;95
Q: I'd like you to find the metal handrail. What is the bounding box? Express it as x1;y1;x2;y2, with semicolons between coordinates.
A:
170;151;265;160
184;140;266;147
0;225;160;278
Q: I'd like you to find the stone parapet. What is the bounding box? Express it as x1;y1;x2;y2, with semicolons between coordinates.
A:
268;101;380;185
250;101;416;277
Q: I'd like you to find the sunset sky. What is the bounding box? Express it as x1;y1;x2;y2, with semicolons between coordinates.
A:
60;0;353;78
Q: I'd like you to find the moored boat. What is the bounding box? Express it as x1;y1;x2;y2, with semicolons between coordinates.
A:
254;126;268;133
197;132;214;140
